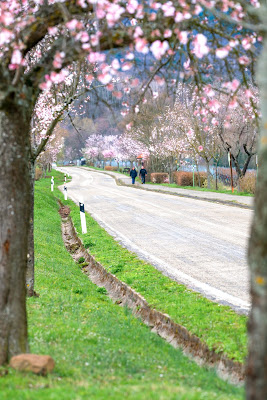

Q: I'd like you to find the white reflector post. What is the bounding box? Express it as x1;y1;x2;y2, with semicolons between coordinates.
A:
79;201;87;234
64;174;67;183
64;185;68;200
51;176;54;192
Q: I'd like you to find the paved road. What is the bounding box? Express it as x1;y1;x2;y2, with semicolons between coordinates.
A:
60;167;252;314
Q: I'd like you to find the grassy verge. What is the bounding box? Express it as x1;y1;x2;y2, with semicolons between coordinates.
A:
53;171;248;364
143;182;252;196
0;172;244;400
85;166;252;196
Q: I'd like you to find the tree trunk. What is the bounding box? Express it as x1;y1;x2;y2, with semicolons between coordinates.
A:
246;33;267;399
0;108;31;365
215;161;218;191
26;160;35;297
205;160;212;188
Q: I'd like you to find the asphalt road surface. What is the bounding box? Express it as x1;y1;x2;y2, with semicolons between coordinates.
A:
61;167;252;314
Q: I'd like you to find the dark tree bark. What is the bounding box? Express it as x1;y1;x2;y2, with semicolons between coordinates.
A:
247;148;267;398
0;105;31;364
246;34;267;400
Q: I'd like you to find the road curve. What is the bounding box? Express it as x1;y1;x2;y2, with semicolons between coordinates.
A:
60;167;252;314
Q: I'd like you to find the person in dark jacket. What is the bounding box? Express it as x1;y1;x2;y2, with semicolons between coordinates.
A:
130;167;137;184
139;166;147;184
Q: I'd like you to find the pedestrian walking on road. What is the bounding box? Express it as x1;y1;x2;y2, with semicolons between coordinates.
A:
139;166;147;184
130;167;137;184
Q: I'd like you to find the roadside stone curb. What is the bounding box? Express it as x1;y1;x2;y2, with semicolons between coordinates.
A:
80;167;253;210
59;202;246;385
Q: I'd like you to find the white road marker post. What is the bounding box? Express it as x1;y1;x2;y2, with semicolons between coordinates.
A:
64;174;67;183
64;185;68;200
79;201;87;234
51;176;54;192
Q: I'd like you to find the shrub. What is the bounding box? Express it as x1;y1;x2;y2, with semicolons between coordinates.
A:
104;166;118;171
239;172;256;194
217;167;238;187
35;166;43;181
173;171;207;187
150;172;169;184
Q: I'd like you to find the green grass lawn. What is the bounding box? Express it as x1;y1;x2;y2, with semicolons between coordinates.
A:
0;172;245;400
145;182;253;197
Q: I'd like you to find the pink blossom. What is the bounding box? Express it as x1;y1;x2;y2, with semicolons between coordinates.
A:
134;26;143;38
0;28;13;45
48;27;58;36
96;8;106;19
162;2;175;17
150;40;169;60
211;117;219;126
229;97;238;108
175;12;184;22
149;13;157;21
239;56;250;65
126;0;138;14
208;99;221;113
242;38;252;50
98;73;112;84
223;79;240;92
112;91;123;99
164;29;172;38
178;31;188;45
111;59;120;70
192;34;209;58
198;145;204;152
121;62;133;71
66;19;79;30
126;52;134;60
245;89;253;99
194;5;203;15
135;38;149;54
187;129;194;137
50;69;68;84
204;85;215;97
106;83;114;91
11;49;22;65
106;4;125;27
85;75;94;83
216;47;229;59
39;80;52;91
77;0;87;8
130;78;139;87
87;52;106;63
154;76;165;86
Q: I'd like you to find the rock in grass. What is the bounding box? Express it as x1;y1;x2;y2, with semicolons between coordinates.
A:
9;354;55;375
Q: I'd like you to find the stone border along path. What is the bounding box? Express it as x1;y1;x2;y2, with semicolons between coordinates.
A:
59;202;246;385
78;167;253;210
